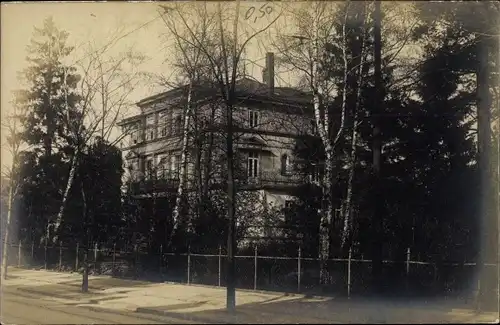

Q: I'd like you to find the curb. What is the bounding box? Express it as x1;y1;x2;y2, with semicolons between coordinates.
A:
136;307;230;324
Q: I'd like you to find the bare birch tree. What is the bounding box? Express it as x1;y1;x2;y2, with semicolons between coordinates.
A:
50;35;147;244
1;104;28;279
340;2;370;249
272;2;351;285
157;1;282;311
157;5;216;246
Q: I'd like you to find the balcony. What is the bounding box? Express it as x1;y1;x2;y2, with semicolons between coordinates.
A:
236;171;307;190
130;170;312;197
130;177;180;196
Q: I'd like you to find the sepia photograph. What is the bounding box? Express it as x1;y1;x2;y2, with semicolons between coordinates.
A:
1;1;499;323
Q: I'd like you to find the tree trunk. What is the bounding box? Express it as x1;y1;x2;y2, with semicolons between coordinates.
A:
203;106;216;197
169;82;193;248
1;183;15;280
371;0;384;292
319;150;334;285
225;99;237;311
82;249;89;293
194;118;204;224
52;149;80;243
81;180;89;293
341;119;359;248
475;34;493;309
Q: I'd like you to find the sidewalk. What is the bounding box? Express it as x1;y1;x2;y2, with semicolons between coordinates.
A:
3;268;499;324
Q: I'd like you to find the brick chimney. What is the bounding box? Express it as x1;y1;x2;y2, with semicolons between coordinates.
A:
262;52;275;95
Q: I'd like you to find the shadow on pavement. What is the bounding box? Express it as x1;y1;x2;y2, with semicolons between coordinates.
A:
136;295;499;324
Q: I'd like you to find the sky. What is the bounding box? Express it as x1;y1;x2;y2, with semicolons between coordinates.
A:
1;2;297;170
0;1;420;174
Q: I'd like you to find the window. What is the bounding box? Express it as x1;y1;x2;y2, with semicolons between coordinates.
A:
281;154;290;176
158;111;168;137
128;160;139;179
146;114;155;126
145;157;155;180
129;124;139;145
247;152;259;178
169;154;182;179
284;200;294;224
145;114;156;141
157;156;168;179
174;115;182;135
311;163;323;183
249;110;259;128
146;127;155;141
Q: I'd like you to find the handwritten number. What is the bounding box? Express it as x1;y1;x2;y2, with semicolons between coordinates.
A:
258;4;266;19
245;7;255;20
245;4;273;23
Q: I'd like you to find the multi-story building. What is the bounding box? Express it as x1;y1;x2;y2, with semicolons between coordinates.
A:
117;53;317;211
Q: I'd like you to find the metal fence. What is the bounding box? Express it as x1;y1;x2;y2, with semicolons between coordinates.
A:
4;240;498;298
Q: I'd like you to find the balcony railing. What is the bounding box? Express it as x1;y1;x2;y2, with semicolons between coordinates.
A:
130;177;180;195
236;171;308;189
130;170;313;196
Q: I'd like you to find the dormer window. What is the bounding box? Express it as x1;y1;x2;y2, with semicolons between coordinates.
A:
249;110;259;128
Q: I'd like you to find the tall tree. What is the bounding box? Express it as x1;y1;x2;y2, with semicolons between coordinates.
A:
157;2;281;311
14;16;82;245
1;103;27;279
413;1;499;307
371;0;384;291
272;1;355;285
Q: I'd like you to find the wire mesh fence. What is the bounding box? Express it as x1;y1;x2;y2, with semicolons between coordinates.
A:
3;241;498;299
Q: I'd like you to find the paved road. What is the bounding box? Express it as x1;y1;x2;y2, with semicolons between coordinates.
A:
1;286;204;324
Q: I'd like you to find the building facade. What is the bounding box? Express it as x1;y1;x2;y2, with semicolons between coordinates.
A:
118;53;317;212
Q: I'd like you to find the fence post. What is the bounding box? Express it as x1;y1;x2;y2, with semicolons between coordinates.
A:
112;242;116;276
44;237;48;270
75;243;79;271
93;242;98;274
159;244;163;275
254;245;258;291
187;245;191;285
347;247;352;299
18;240;22;267
134;244;138;279
406;247;410;275
59;241;62;271
406;247;411;291
218;245;222;287
297;246;302;293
